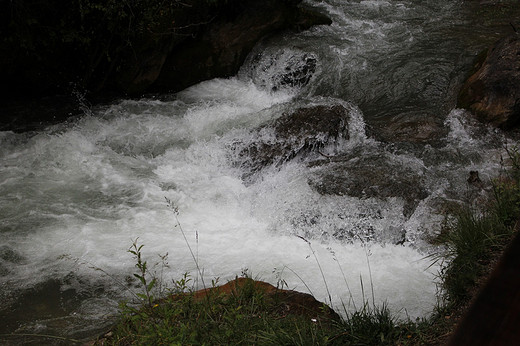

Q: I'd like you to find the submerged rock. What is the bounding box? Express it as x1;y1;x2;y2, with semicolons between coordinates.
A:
234;104;350;178
0;246;26;276
369;113;446;144
458;34;520;129
308;152;428;219
0;246;25;264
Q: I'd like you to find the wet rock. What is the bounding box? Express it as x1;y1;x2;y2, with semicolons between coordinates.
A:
153;0;331;93
246;50;318;91
0;264;9;276
114;35;184;95
467;170;484;188
0;0;331;129
235;104;350;177
276;55;317;90
308;153;428;218
369;113;446;144
458;34;520;129
0;246;26;275
0;246;25;264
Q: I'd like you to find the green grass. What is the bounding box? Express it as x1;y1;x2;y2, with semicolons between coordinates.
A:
106;275;338;345
435;147;520;307
101;274;430;345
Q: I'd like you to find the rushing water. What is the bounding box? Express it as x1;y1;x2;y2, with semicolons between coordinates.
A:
1;0;519;342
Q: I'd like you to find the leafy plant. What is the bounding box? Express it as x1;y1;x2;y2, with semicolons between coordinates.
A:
128;239;157;310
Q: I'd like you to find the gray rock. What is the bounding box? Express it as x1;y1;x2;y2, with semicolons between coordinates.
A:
369;113;446;144
308;153;428;218
234;104;350;178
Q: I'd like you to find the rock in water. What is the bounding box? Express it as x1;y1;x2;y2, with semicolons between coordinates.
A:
153;0;332;94
308;152;428;220
234;104;350;178
458;34;520;129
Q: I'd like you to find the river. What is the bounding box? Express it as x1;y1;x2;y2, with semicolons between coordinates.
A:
1;0;518;343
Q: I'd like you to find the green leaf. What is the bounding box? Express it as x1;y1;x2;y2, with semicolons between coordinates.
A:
147;278;157;292
134;273;146;286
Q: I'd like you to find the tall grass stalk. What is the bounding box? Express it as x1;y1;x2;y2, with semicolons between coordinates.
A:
166;197;207;291
330;249;357;311
361;242;376;308
276;264;315;297
128;239;157;309
297;235;332;305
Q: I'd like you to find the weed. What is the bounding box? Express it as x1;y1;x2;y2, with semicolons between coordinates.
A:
166;197;207;291
128;239;157;310
435;146;520;307
297;235;332;305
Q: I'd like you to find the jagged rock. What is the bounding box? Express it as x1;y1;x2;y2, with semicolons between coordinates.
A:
458;34;520;129
234;104;350;177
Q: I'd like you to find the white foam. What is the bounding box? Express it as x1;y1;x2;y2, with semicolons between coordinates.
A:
0;87;443;321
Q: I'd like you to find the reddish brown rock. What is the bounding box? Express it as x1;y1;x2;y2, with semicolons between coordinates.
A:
182;277;340;322
458;34;520;129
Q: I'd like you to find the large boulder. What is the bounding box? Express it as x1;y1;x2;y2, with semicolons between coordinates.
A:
152;0;331;93
0;0;330;97
180;277;340;322
234;104;350;178
0;0;331;131
94;0;332;95
458;34;520;129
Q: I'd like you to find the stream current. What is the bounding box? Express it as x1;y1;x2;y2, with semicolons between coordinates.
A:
1;0;519;342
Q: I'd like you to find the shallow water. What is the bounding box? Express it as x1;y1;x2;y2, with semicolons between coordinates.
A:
1;0;519;342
